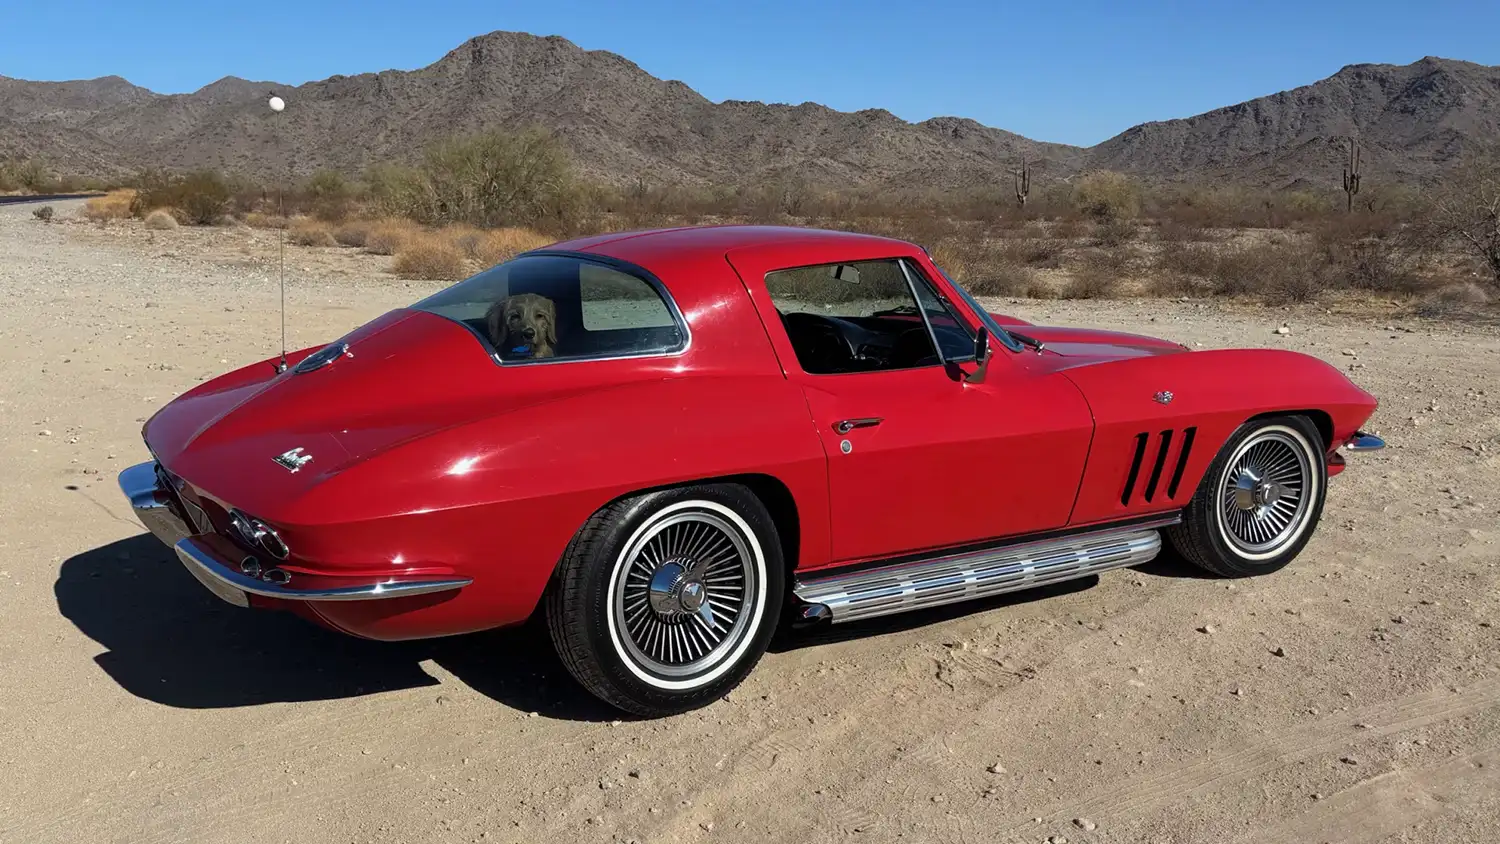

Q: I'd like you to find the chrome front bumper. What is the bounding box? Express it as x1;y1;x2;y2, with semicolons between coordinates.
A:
118;460;193;547
1344;431;1386;452
119;461;471;606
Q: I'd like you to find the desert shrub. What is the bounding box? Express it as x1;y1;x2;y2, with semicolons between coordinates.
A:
1154;218;1208;244
1413;281;1491;317
1156;241;1223;279
0;158;51;192
999;238;1066;268
144;209;179;230
1092;218;1137;247
332;219;373;247
244;211;288;229
1071;170;1141;222
439;224;486;259
288;218;337;247
32;205;54;222
82;189;136;221
305;170;353;221
365;163;430;219
1427;154;1500;290
1062;269;1117;299
365;218;421;255
1051;219;1087;240
471;227;552;266
392;236;466;280
133;169;231;225
1215;241;1330;303
420;127;580;229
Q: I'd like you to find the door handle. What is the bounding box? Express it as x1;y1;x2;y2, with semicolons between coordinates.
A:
834;417;883;435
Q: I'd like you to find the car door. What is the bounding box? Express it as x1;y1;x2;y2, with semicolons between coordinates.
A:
727;244;1094;565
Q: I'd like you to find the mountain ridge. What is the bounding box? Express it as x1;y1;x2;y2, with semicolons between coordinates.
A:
2;32;1494;191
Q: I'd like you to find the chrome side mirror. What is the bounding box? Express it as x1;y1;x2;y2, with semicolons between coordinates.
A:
965;327;991;384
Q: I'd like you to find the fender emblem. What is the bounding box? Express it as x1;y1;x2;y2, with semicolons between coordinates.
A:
273;447;313;473
1153;391;1174;405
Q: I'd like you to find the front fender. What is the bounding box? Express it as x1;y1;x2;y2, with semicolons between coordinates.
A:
1062;349;1378;525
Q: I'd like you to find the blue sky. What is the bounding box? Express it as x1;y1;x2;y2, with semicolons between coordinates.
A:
6;0;1498;146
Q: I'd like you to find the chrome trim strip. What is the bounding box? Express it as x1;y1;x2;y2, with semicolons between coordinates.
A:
118;461;192;548
793;520;1170;624
1344;431;1385;452
173;537;472;603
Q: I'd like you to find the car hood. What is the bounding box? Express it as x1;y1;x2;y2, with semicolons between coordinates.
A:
1006;324;1188;368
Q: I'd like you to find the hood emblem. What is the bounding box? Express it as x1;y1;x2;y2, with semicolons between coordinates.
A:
1154;391;1174;405
273;447;313;473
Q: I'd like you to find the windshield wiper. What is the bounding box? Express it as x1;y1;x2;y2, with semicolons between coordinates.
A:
1007;330;1046;354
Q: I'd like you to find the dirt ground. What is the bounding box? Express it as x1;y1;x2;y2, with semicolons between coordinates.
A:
3;201;1499;844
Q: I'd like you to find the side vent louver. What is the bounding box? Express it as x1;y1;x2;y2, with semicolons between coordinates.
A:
1121;433;1149;505
1167;426;1197;499
1143;429;1173;502
1120;425;1198;505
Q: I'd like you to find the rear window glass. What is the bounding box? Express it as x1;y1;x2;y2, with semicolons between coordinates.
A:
413;254;686;362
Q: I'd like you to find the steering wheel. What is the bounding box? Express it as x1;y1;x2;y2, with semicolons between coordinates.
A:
888;327;940;368
781;312;854;373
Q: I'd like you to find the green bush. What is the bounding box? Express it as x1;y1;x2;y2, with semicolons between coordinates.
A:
132;169;232;225
420;127;579;229
306;170;353;221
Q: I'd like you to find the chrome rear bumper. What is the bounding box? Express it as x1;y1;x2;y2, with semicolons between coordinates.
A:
118;460;471;606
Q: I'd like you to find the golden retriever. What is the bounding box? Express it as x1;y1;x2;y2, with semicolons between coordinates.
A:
485;293;558;359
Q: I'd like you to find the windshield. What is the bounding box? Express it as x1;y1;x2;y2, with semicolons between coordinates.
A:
928;263;1025;354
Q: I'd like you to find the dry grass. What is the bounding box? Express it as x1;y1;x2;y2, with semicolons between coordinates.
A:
392;233;467;280
333;219;373;248
244;211;288;230
288;218;337;247
143;209;179;230
471;227;552;266
365;218;422;256
1064;252;1126;299
1413;281;1492;317
82;189;136;222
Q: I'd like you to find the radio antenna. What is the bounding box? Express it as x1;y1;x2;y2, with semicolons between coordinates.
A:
268;91;289;373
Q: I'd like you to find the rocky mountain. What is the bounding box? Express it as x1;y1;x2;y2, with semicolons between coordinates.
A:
2;32;1496;191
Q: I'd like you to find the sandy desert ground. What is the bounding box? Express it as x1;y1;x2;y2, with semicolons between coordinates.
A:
2;200;1499;844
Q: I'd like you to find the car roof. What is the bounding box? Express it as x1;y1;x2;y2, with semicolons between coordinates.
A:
548;224;919;266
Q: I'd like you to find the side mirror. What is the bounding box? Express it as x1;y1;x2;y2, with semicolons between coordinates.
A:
964;327;991;384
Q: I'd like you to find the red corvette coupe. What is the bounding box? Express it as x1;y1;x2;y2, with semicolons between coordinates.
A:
119;225;1384;715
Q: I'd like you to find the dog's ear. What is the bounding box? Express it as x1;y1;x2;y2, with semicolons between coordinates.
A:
486;298;509;348
542;298;558;346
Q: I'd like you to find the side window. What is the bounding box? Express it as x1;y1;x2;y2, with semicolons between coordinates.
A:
414;254;685;362
765;258;965;375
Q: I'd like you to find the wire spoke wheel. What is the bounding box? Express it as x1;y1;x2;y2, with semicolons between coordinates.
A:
612;508;758;679
1217;428;1315;557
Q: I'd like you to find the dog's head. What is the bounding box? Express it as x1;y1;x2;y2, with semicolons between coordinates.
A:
486;292;558;358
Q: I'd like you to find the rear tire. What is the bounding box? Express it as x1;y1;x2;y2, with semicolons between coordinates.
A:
546;484;784;717
1167;415;1326;578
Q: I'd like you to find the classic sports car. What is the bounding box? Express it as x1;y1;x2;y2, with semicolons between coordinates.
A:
119;225;1384;716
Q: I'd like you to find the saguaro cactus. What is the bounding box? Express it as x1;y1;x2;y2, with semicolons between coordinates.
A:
1343;137;1362;213
1013;157;1031;207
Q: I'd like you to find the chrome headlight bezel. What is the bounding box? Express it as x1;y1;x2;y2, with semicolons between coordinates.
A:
229;508;290;560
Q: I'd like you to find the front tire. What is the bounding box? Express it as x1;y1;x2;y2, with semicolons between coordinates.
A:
546;484;784;716
1167;415;1327;577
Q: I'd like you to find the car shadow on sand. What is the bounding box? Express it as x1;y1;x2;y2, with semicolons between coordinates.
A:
58;534;1208;719
55;534;620;721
